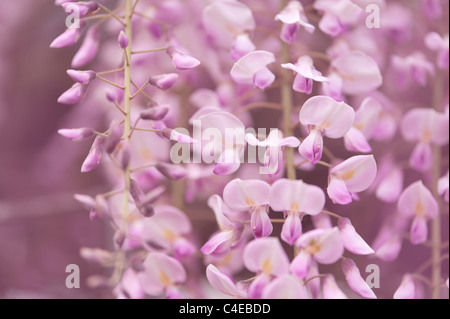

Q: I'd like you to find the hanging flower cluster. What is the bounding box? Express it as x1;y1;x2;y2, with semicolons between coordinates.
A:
52;0;449;299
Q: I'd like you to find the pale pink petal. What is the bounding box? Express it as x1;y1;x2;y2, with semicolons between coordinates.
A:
409;142;432;172
296;227;344;264
230;50;275;85
189;88;220;109
327;176;352;205
231;33;256;60
319;12;342;36
138;253;186;296
322;274;347;299
202;0;255;47
299;95;355;138
243;237;290;276
206;264;244;297
344;127;372;153
262;275;310;299
281;214;302;246
398;181;438;219
72;26;100;68
311;213;333;229
270;179;325;215
354;97;383;139
290;250;311;280
207;195;235;229
341;258;377;299
81;136;106;172
305;260;321;299
214;148;241;176
400;108;449;146
253;67;275;90
338;218;374;255
331;51;382;95
438;171;449;202
223;178;271;211
248;273;271;299
393;274;415;299
251;206;273;238
280;23;300;44
376;165;404;203
375;234;403;262
330;155;378;193
201;230;235;256
298;129;323;163
410;216;428;245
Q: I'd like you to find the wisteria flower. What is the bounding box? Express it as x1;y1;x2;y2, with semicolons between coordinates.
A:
391;52;435;89
327;155;377;205
223;179;272;238
425;32;449;69
398;181;438;245
290;227;344;279
281;56;329;94
270;179;325;245
137;252;186;299
314;0;363;36
344;97;382;153
201;195;243;256
230;50;276;90
275;1;314;43
438;170;449;202
243;237;290;298
341;258;377;299
400;108;449;172
299;95;355;163
245;129;300;176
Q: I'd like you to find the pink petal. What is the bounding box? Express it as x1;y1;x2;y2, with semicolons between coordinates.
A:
149;73;179;90
167;48;201;70
398;180;438;219
214;149;241;176
327;176;352;205
223;178;271;211
66;69;96;85
311;213;333;229
410;216;428;245
230;50;275;85
299;95;355;138
72;26;100;68
208;195;235;229
375;234;403;262
248;273;271;299
201;230;235;256
330;155;378;193
262;275;310;299
338;218;374;255
344;127;372;153
231;33;256;61
331;51;382;95
400;108;449;146
117;30;129;49
270;178;325;215
438;171;449;202
354;97;383;139
251;206;273;238
375;165;404;203
81;136;106;172
58;128;94;141
206;264;243;297
322;274;347;299
280;23;300;44
296;227;344;264
298;129;323;163
50;25;84;48
409;142;432;172
202;0;255;47
341;258;377;299
290;249;311;280
252;67;275;90
393;274;415;299
319;12;342;36
58;83;88;104
243;237;290;276
137;253;186;296
281;213;302;246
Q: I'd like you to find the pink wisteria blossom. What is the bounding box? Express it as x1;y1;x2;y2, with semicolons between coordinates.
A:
22;0;447;302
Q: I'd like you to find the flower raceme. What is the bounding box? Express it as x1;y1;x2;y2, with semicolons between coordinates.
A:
50;0;448;300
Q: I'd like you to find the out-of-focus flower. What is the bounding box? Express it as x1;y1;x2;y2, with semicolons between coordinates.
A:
400;108;449;172
398;181;438;245
341;258;377;299
275;1;314;43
